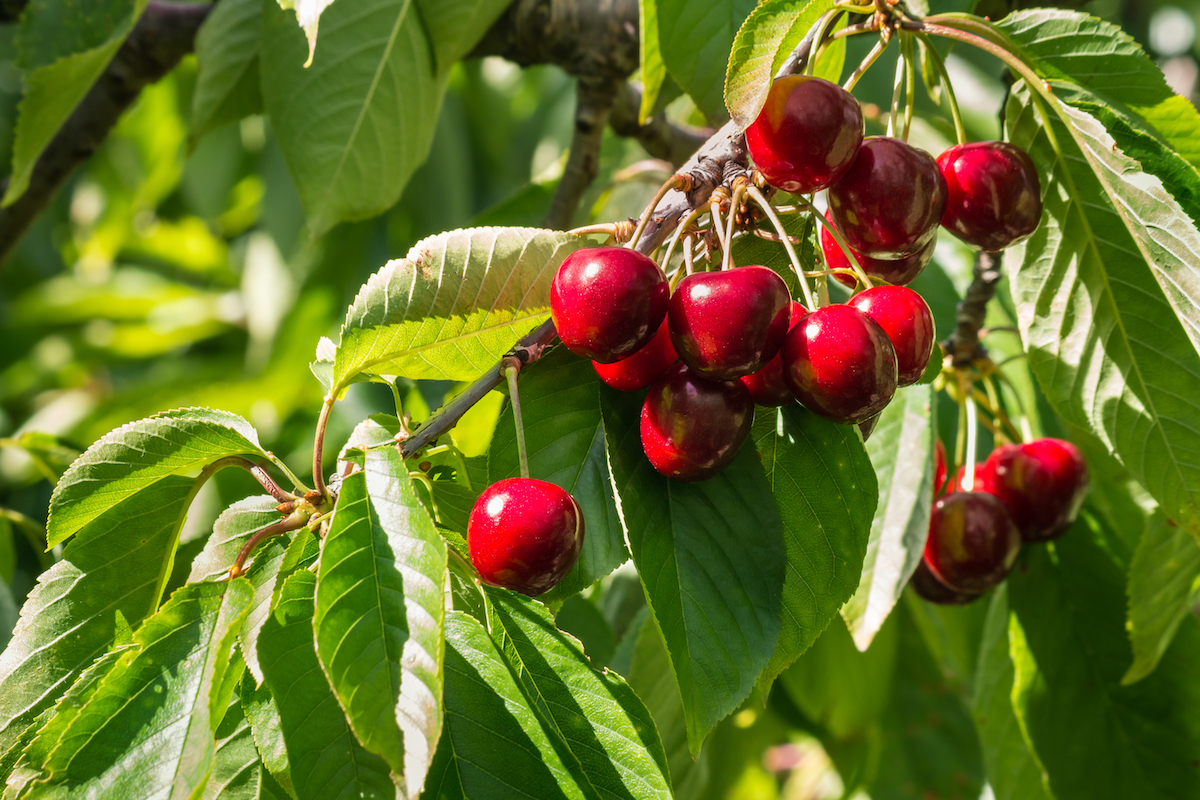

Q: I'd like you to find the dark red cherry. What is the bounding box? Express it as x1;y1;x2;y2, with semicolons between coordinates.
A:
924;491;1021;594
739;301;808;406
668;266;791;381
827;137;948;259
847;285;935;386
909;558;982;606
592;317;678;391
781;304;898;424
822;210;935;288
641;363;754;481
468;478;585;596
551;246;670;363
983;439;1088;542
934;439;948;498
937;141;1042;251
745;75;864;194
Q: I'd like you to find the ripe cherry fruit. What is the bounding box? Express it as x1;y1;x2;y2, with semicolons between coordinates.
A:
909;558;982;606
592;317;678;391
983;439;1088;542
641;363;754;481
468;478;585;596
740;301;808;406
821;210;935;288
937;141;1042;252
745;75;864;195
924;491;1021;594
551;246;670;363
847;285;936;386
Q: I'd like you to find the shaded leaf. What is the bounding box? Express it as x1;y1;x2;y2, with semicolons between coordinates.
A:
192;0;263;139
658;0;757;121
413;0;513;74
1124;512;1200;684
203;695;265;800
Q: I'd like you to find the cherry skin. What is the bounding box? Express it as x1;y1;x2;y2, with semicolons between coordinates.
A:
822;209;935;288
739;301;808;406
745;75;864;194
924;491;1021;594
827;137;948;259
668;266;791;381
937;141;1042;252
781;304;898;424
983;439;1088;542
909;558;982;606
468;478;585;597
847;285;936;386
551;246;670;363
944;461;996;495
592;317;678;391
641;363;754;481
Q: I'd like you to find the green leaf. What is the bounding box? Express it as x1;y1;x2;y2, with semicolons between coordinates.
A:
47;408;267;548
603;390;785;753
413;0;513;74
203;694;266;800
192;0;263;140
638;0;667;124
487;589;673;799
1124;512;1200;685
314;446;447;795
422;611;589;800
724;0;838;130
1004;86;1200;544
257;571;394;800
239;677;296;797
1007;514;1200;799
752;405;877;687
332;228;582;390
659;0;757;121
4;0;147;205
17;579;253;797
489;348;630;599
842;385;936;650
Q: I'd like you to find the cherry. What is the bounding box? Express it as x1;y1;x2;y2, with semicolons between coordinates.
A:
822;210;935;288
983;439;1088;542
847;285;936;386
909;558;982;606
641;363;754;481
745;75;864;195
668;266;791;381
924;491;1021;594
551;246;670;363
827;137;947;259
468;478;585;596
944;462;995;495
739;301;808;406
937;141;1042;252
781;304;898;424
592;317;678;391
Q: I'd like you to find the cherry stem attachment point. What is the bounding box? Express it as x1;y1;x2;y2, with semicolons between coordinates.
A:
502;357;530;480
745;185;817;309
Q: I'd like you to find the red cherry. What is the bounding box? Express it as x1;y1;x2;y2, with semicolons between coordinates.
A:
668;266;791;381
739;301;808;406
847;285;936;386
944;461;996;495
551;246;670;363
468;478;585;596
924;491;1021;594
910;558;982;606
641;363;754;481
937;141;1042;251
781;304;898;424
592;317;678;391
827;137;948;259
983;439;1088;542
745;75;864;194
822;210;935;288
933;439;949;499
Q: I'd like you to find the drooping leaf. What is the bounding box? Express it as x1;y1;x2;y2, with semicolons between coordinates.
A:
842;385;936;650
1124;512;1200;685
658;0;758;121
313;446;447;797
192;0;263;139
752;405;877;688
331;228;582;390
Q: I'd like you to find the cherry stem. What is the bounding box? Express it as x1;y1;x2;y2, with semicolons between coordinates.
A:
683;235;696;276
568;222;621;238
902;32;916;141
805;9;844;76
709;197;728;254
844;32;890;91
887;35;905;138
720;184;745;270
963;392;979;492
230;456;298;503
661;205;706;275
230;516;307;579
628;174;686;250
312;396;334;505
977;380;1022;443
745;185;817;309
796;197;874;290
502;358;530;480
916;33;967;145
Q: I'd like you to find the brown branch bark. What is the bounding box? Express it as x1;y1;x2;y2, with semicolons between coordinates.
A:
544;79;620;229
0;1;212;267
942;250;1003;367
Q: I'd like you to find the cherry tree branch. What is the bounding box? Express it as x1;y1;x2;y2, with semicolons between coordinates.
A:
942;250;1003;367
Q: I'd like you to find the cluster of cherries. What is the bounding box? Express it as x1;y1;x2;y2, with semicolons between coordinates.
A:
913;437;1089;604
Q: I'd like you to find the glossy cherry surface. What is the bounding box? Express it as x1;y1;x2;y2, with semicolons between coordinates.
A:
828;137;947;259
910;558;982;606
668;266;791;381
740;301;808;406
781;304;898;424
551;246;670;363
944;462;996;495
924;491;1021;594
848;285;936;386
641;363;754;481
745;75;864;194
468;478;585;597
984;439;1088;542
592;317;678;391
938;141;1042;251
822;210;935;288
